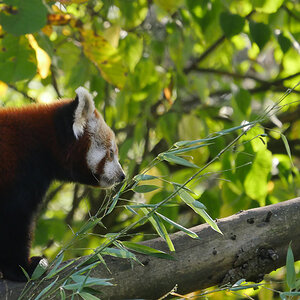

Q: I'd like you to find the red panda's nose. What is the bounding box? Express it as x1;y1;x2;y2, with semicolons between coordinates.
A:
119;172;126;182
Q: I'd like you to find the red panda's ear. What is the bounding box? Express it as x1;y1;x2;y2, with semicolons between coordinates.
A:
73;87;95;139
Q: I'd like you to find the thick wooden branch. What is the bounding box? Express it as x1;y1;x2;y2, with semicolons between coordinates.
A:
1;197;300;299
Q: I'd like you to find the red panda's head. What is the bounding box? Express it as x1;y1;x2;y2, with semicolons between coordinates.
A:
71;87;125;188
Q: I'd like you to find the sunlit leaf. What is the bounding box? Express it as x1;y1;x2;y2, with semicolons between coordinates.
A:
244;149;272;205
154;0;184;13
27;34;51;79
252;0;285;13
80;29;128;89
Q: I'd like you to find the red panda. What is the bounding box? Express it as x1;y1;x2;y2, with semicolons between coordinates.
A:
0;87;125;282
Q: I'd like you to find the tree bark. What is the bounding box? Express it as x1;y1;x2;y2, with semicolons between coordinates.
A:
1;197;300;299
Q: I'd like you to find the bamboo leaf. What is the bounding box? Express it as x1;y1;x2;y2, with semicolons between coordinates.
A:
179;190;222;234
168;143;212;155
121;241;174;260
141;208;175;251
134;185;159;193
64;276;113;290
156;212;199;239
134;174;158;182
35;277;58;300
286;243;296;289
79;292;100;300
31;258;48;280
280;134;294;168
160;153;199;168
107;182;126;214
46;253;64;279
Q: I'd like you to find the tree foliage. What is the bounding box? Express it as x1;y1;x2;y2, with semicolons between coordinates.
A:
0;0;300;298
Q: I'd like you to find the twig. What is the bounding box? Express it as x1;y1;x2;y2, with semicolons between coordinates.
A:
184;10;255;73
282;5;300;22
7;84;36;102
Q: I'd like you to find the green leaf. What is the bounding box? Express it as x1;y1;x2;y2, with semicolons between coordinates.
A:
156;212;199;239
72;262;101;276
119;33;143;72
101;247;136;260
79;292;100;300
168;143;212;155
134;174;158;182
121;241;175;260
134;185;159;193
0;0;48;35
277;33;292;54
35;277;58;300
107;182;126;215
234;88;251;117
141;208;175;251
77;217;104;235
249;21;271;50
178;190;222;234
46;259;75;279
174;135;220;147
280;134;294;168
116;0;148;29
64;275;112;290
160;153;199;168
192;200;207;210
60;288;66;300
31;258;48;280
0;35;36;83
286;243;296;290
46;253;64;279
244;149;272;205
19;266;30;282
220;12;245;38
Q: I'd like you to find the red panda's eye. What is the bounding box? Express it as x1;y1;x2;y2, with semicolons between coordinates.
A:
109;149;114;159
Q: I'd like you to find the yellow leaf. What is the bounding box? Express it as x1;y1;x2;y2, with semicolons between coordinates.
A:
80;29;128;89
102;25;121;48
0;81;7;96
27;34;51;79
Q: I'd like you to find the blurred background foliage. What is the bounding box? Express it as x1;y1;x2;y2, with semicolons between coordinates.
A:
0;0;300;298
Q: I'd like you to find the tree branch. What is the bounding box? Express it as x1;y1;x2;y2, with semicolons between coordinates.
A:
1;197;300;299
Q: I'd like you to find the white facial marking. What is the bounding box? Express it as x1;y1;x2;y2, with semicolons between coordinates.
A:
86;139;106;174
